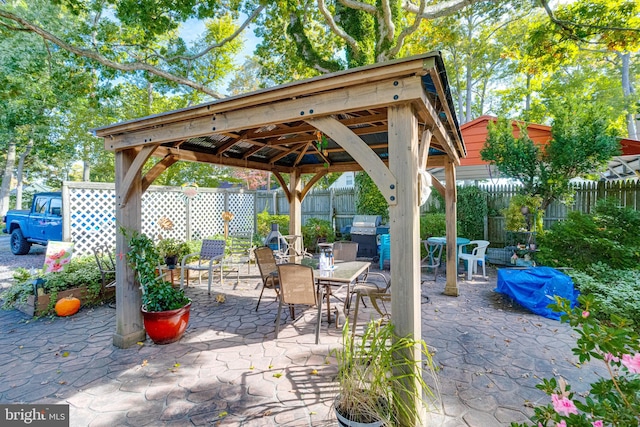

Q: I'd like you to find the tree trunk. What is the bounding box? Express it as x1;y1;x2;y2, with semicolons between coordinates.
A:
525;74;531;114
0;140;17;217
15;139;34;210
620;52;638;139
83;161;91;181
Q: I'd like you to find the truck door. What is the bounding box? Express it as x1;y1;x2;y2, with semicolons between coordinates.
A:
30;195;50;242
44;197;63;242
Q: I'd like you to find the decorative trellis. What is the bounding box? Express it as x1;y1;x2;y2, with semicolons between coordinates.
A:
62;182;256;257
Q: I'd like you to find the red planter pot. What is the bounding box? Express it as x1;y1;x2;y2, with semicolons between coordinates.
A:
141;302;191;345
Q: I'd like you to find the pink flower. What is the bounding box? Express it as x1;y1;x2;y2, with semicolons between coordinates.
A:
604;353;619;363
556;421;567;427
582;310;590;318
592;421;604;427
621;353;640;374
552;394;578;417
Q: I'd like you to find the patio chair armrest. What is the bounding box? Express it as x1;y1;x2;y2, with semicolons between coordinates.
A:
181;252;201;267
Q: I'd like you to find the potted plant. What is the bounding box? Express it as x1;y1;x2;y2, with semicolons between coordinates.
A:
126;230;191;345
156;237;187;269
332;320;440;426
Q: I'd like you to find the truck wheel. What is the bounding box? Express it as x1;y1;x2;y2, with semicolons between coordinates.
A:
10;229;31;255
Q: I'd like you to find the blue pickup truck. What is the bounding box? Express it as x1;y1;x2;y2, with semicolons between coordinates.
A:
3;192;63;255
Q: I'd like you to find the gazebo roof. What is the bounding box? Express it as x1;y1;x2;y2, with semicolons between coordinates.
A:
94;52;465;178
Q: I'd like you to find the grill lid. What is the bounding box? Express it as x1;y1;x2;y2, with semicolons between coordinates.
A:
352;215;381;228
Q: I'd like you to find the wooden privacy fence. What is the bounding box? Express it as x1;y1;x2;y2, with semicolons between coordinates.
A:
483;180;640;247
258;180;639;247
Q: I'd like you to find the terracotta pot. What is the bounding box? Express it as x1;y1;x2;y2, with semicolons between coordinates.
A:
141;302;191;345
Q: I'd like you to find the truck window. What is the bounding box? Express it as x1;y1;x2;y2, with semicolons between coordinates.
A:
50;198;62;216
34;197;48;214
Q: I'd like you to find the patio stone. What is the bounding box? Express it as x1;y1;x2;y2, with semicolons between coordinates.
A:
0;263;599;425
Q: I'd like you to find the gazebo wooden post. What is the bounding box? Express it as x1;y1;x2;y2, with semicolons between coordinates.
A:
289;170;303;253
443;158;459;296
388;104;423;426
113;148;146;348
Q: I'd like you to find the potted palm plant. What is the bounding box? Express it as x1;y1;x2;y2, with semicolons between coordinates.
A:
332;320;440;426
125;230;191;345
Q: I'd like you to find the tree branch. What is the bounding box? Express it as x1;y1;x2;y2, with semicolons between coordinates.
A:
387;0;425;60
403;0;498;19
158;5;265;63
0;9;226;98
338;0;376;14
381;0;395;43
539;0;640;40
317;0;360;54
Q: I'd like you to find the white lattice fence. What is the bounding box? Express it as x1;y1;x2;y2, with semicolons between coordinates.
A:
63;182;255;257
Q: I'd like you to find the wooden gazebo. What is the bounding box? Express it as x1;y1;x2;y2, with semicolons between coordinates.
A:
95;52;465;419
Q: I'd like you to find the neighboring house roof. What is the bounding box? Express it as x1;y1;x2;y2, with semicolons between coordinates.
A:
428;115;640;182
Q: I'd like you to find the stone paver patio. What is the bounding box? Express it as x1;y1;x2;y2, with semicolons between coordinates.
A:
0;261;607;426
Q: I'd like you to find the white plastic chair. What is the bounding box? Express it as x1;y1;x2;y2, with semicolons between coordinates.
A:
458;240;490;280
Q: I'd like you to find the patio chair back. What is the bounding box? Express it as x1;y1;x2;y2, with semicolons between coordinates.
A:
93;244;116;289
222;232;255;284
180;239;226;294
275;263;321;344
421;240;444;281
458;240;490;280
333;241;359;262
254;246;279;311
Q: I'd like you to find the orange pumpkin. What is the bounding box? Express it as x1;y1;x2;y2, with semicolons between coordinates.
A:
55;296;81;317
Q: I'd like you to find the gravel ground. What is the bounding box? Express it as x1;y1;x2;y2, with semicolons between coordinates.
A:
0;235;47;291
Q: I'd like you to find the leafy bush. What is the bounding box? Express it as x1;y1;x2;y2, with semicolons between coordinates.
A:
569;265;640;327
257;210;289;238
536;199;640;270
420;213;446;239
0;257;107;314
512;294;640;427
355;172;388;223
303;218;335;251
457;186;488;240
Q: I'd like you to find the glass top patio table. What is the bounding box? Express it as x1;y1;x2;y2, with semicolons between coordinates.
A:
425;237;471;272
314;261;370;324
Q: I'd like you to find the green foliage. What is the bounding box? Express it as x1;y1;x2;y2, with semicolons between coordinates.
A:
536;199;640;270
512;294;640;427
569;265;640;327
503;194;544;232
420;213;446;239
332;320;439;426
302;218;335;251
256;210;289;238
355;172;388;223
124;230;190;312
457;186;488;240
0;257;107;313
156;237;189;259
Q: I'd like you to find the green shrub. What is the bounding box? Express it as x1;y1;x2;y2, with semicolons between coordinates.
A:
0;257;107;314
512;294;640;427
302;218;335;251
536;199;640;270
257;210;289;238
569;265;640;327
355;172;388;222
457;186;488;240
420;213;446;239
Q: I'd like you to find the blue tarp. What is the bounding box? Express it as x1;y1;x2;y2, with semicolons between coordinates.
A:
495;267;579;320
